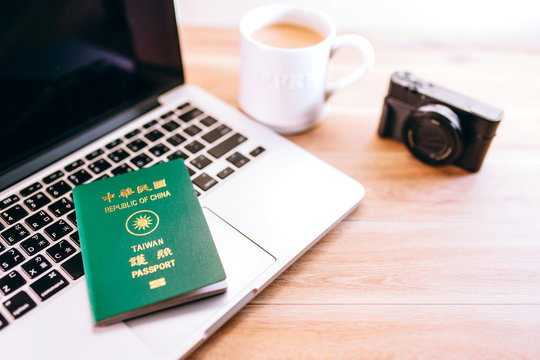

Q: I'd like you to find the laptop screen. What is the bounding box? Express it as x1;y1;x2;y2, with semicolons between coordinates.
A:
0;0;184;181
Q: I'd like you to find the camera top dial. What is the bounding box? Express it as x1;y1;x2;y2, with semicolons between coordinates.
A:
402;104;463;166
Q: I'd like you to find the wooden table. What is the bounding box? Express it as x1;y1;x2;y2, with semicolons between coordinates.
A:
182;28;540;359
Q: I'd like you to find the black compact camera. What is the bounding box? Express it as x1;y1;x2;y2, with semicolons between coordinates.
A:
378;71;503;172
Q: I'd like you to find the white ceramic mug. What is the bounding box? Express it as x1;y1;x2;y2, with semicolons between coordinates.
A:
238;4;374;134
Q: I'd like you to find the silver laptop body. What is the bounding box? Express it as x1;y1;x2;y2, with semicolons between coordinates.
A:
0;1;364;358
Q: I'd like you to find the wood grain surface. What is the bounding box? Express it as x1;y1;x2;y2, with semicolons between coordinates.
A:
181;28;540;359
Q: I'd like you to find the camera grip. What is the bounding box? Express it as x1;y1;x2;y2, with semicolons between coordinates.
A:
325;34;374;100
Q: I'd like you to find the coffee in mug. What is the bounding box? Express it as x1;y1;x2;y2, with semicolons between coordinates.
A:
239;4;374;134
251;23;325;49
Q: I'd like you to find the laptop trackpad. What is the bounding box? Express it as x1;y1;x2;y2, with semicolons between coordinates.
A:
126;207;276;357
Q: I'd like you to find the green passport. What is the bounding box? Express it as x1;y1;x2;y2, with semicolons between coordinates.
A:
72;159;226;326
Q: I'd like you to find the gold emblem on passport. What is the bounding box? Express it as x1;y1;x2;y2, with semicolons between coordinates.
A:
126;210;159;236
149;277;166;290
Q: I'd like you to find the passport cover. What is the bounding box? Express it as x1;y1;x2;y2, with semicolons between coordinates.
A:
72;159;226;326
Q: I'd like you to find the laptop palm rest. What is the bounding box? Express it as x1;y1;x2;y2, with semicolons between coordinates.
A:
125;207;276;357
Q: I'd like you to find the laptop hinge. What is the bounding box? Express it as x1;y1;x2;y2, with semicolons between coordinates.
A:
157;84;187;106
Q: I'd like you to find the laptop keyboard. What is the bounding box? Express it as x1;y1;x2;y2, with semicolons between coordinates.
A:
0;101;266;330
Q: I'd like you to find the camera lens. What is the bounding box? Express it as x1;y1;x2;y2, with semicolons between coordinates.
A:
402;104;463;165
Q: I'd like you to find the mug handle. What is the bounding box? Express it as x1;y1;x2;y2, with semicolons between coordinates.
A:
325;34;375;100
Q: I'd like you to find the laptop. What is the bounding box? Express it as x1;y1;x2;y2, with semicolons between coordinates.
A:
0;1;365;358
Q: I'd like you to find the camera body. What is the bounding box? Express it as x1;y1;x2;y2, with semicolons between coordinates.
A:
378;71;503;172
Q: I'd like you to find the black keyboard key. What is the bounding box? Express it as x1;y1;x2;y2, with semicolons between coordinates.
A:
167;150;188;161
177;102;190;110
200;116;217;127
61;253;84;280
179;108;203;122
30;270;69;301
67;169;92;186
105;138;123;149
69;232;80;245
64;159;84;172
250;146;266;157
167;133;187;146
25;210;54;231
111;163;134;175
143;119;158;129
46;180;72;199
208;133;248;158
21;255;51;279
20;182;43;197
1;223;31;245
127;139;147;152
85;149;104;160
192;173;218;191
125;129;141;139
145;129;165;142
20;234;50;256
160;111;174;119
0;312;8;330
162;120;180;132
149;143;170;157
67;211;77;226
227;152;250;168
44;220;73;242
186;166;195;176
108;148;130;163
1;204;28;225
95;174;109;181
3;291;36;319
46;240;76;263
0;271;26;296
23;192;51;211
217;167;235;179
184;124;202;136
0;248;25;271
0;241;4;252
202;124;232;143
131;154;153;168
48;198;74;217
88;159;112;175
1;195;19;210
190;155;212;170
185;140;205;154
43;170;64;185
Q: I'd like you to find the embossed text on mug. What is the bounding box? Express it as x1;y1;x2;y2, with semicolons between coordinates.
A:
258;72;317;90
